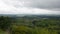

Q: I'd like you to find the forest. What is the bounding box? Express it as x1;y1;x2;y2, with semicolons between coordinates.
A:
0;15;60;34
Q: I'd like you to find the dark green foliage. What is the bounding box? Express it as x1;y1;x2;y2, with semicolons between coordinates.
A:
14;17;60;34
0;15;60;34
0;16;12;30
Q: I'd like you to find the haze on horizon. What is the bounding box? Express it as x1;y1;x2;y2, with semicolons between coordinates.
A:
0;0;60;15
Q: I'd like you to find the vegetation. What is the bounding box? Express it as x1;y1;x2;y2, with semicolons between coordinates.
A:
0;15;60;34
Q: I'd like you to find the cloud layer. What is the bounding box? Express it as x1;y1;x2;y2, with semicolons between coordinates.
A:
3;0;60;9
0;0;60;15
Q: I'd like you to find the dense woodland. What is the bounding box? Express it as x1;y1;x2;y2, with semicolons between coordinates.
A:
0;15;60;34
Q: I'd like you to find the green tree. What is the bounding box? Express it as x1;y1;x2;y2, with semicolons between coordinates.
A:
0;16;12;31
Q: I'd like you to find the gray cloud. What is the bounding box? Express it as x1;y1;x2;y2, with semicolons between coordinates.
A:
0;0;60;14
3;0;60;9
14;0;60;8
30;0;60;9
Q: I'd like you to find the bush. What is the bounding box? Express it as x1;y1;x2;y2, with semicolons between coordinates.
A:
11;25;33;34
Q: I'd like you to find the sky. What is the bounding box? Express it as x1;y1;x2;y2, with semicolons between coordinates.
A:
0;0;60;15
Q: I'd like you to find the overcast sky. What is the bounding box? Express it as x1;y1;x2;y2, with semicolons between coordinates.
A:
0;0;60;15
